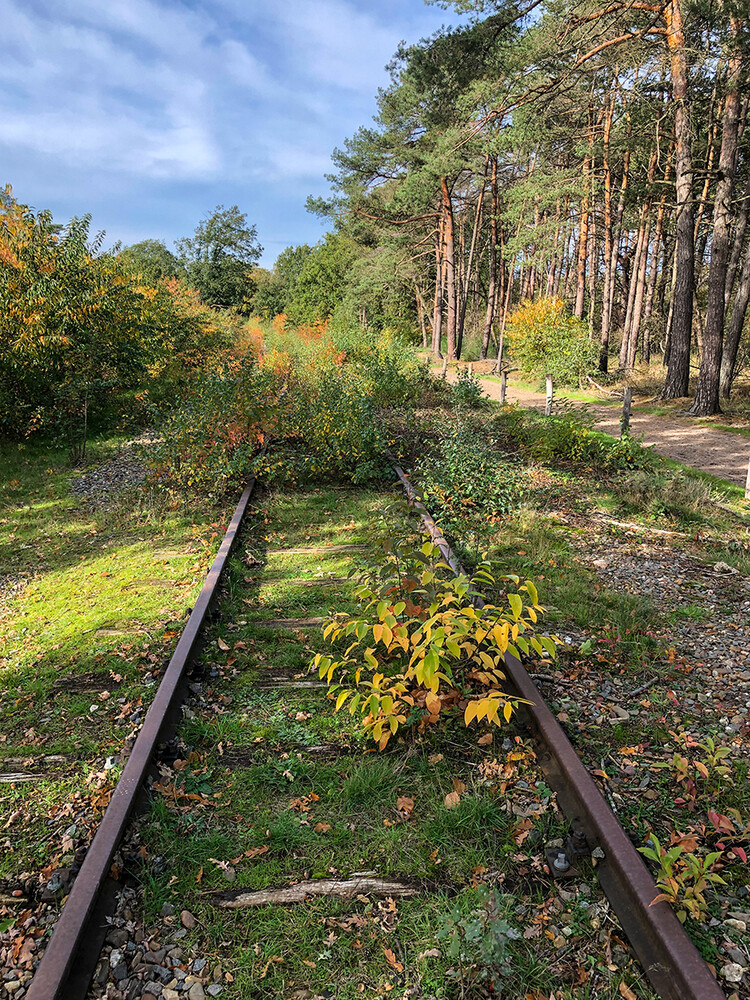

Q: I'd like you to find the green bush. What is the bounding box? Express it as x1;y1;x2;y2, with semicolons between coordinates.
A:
414;416;523;530
493;402;654;471
506;297;598;387
617;469;727;519
266;359;390;484
452;367;489;408
149;357;281;498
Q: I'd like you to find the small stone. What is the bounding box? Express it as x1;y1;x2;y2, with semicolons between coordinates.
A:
721;963;745;983
143;985;163;998
713;561;738;575
161;903;176;917
728;949;747;967
107;930;130;948
207;987;222;997
553;934;566;949
192;959;207;973
173;928;188;940
180;910;197;930
5;983;21;994
188;985;206;1000
112;962;129;981
162;991;180;1000
725;918;747;933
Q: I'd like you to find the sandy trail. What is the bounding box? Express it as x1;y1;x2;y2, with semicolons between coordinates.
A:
439;368;750;489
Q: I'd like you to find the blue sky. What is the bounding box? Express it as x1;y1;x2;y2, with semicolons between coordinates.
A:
2;0;465;266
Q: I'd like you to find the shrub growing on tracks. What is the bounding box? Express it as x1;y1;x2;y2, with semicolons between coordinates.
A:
149;356;281;498
266;359;391;484
506;297;598;388
312;533;557;748
414;416;524;531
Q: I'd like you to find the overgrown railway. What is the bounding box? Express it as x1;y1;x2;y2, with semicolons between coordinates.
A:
12;462;735;1000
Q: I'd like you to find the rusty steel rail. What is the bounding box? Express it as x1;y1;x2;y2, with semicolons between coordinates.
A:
27;480;256;1000
391;459;724;1000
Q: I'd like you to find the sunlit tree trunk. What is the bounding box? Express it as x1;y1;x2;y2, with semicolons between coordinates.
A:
662;0;695;399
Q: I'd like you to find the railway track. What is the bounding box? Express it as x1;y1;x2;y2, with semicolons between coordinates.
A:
20;467;729;1000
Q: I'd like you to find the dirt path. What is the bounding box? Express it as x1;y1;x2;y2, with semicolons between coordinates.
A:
439;368;750;489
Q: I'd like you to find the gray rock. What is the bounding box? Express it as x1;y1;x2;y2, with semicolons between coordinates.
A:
180;910;197;930
112;962;129;981
161;903;176;917
187;984;206;1000
207;987;222;998
107;930;130;948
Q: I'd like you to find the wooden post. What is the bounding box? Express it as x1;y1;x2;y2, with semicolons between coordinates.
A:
442;358;448;378
745;449;750;501
468;362;473;376
500;371;507;405
620;386;633;438
545;374;553;416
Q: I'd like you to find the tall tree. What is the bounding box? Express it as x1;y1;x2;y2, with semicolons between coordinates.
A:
176;205;262;311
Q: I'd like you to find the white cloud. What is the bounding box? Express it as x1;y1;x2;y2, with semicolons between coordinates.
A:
0;0;460;258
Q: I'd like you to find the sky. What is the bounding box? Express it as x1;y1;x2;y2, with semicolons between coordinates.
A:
1;0;466;267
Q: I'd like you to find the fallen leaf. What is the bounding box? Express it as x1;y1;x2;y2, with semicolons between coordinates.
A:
452;778;466;794
217;637;230;651
444;791;461;809
428;753;443;764
244;846;269;859
314;822;332;834
618;983;637;1000
417;948;440;959
396;796;415;817
478;733;493;745
384;946;403;972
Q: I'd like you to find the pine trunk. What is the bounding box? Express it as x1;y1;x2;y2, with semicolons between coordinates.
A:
662;0;695;399
691;30;743;416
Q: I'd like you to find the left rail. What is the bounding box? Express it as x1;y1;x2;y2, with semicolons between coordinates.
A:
26;480;256;1000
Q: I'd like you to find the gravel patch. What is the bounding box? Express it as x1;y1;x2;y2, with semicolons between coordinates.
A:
70;436;158;508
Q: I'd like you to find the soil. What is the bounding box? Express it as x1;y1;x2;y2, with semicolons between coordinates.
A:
440;367;750;490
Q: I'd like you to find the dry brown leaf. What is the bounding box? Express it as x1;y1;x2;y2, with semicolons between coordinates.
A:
384;946;404;972
428;753;443;764
477;733;493;745
452;778;466;794
217;637;230;651
396;796;415;816
244;846;269;859
314;822;332;834
425;692;441;715
444;791;461;809
418;948;440;959
618;984;637;1000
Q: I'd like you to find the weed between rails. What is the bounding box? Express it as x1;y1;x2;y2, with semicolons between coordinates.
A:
137;486;654;1000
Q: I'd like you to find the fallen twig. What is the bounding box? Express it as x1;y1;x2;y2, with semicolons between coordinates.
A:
213;874;420;908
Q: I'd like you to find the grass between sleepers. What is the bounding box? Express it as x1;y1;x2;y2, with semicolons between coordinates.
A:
139;485;655;1000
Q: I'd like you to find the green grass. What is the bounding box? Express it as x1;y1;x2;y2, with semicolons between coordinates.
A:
0;435;229;875
139;485;653;1000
